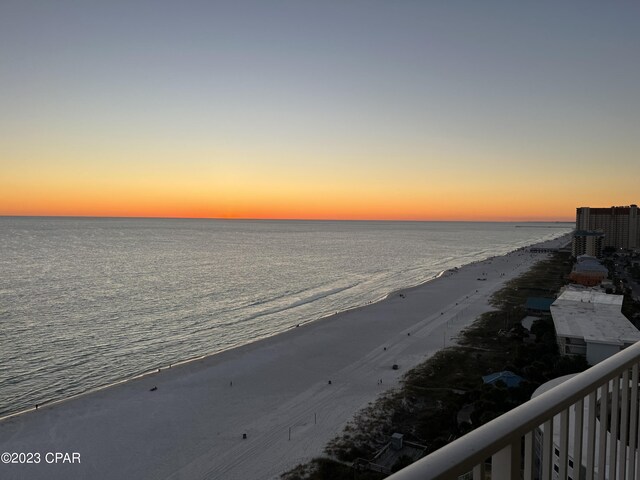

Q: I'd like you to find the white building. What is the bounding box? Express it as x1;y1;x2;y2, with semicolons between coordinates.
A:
550;289;640;365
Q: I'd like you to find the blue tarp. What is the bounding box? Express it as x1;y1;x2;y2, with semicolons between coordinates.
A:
482;371;524;388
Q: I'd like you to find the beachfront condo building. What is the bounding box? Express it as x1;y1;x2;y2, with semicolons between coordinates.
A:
550;288;640;365
575;205;639;251
571;230;604;258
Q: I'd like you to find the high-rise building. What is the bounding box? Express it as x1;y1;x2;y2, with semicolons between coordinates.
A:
575;205;639;250
571;230;604;257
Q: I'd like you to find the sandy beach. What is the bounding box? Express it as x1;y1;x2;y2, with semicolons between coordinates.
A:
0;235;569;480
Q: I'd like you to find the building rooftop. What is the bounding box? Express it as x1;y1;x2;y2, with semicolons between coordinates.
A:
573;259;608;275
550;289;640;345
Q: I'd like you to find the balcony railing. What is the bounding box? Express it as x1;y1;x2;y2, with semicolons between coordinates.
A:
387;340;640;480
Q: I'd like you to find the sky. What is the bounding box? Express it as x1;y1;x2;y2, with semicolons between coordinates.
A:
1;1;639;221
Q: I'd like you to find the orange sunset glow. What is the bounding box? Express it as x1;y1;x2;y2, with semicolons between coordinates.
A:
1;2;639;221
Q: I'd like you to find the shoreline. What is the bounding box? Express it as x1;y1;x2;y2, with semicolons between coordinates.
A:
0;264;446;422
0;270;456;423
0;234;571;480
0;267;459;423
0;234;565;423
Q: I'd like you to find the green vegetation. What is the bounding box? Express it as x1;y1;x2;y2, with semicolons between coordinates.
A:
283;458;386;480
630;263;640;282
622;292;640;327
602;254;640;327
283;252;586;480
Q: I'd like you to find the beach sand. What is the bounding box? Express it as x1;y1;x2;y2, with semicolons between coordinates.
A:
0;235;569;480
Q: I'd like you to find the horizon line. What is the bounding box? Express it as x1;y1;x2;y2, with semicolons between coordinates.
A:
0;214;576;223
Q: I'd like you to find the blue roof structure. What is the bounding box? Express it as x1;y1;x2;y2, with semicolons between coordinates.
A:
574;256;608;274
525;297;555;312
482;371;524;388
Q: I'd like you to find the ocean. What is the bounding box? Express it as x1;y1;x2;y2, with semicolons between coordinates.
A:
0;217;573;416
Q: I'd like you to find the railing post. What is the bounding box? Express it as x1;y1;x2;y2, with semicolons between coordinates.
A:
630;364;639;480
587;390;597;480
619;369;629;480
609;375;620;480
597;381;609;480
491;441;520;480
472;462;485;480
524;431;535;480
573;398;584;480
542;419;554;480
559;409;569;479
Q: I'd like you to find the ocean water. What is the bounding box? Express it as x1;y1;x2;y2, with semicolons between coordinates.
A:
0;217;573;416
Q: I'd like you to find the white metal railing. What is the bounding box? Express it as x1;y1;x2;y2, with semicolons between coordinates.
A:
387;340;640;480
